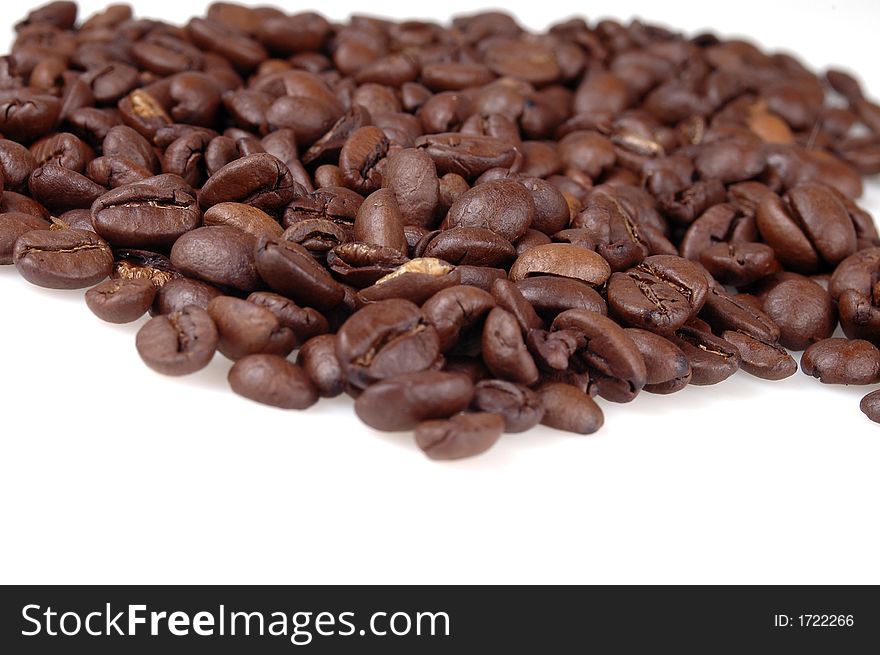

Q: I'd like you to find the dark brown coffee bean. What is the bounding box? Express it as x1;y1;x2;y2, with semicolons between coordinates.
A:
0;212;50;264
28;164;106;213
228;354;318;409
254;236;345;310
419;226;516;268
198;153;297;214
838;289;880;346
721;330;797;380
381;147;440;228
509;243;610;286
762;279;836;350
415;133;518;179
92;183;201;249
481;307;540;385
339;126;389;195
336;298;440;389
701;286;781;343
0;139;38;191
537;382;604;434
353;188;407;255
515;276;607;320
136;305;218;376
423;285;496;353
801;338;880;385
444;180;534;242
671;326;740;386
699;242;779;287
859;390;880;424
170;225;260;292
491;278;543;333
357;257;461;305
625;328;692;394
85;277;156;323
152;277;222;316
87;156;153;189
296;334;344;398
354;371;474;431
415;412;504;460
203;202;283;241
30;132;94;173
551;309;647;402
13;228;113;289
0;88;61;142
472;379;544;433
247;291;329;342
208;295;296;360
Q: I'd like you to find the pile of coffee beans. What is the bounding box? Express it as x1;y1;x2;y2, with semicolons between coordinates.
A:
4;2;880;459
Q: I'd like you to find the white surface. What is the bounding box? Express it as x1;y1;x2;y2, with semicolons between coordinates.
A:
2;1;880;585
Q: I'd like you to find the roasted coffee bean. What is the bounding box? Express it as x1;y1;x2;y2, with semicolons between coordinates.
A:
283;185;363;228
671;326;740;386
354;371;474;431
700;286;780;343
551;309;647;402
838;289;880;346
136;305;218;376
491;278;543;333
203;201;283;241
481;307;540;385
353;188;407;255
801;338;880;385
339;126;389;195
0;139;38;191
443;180;534;242
247;291;329;341
472;379;544;433
170;225;259;292
92;183;201;249
198;153;297;213
296;334;344;398
423;285;495;353
28;164;106;213
699;242;779;287
0;212;50;264
30;132;94;173
625;328;692;394
537;383;604;434
336;298;440;389
859;390;880;424
415;133;518;179
13;228;113;289
419;226;516;268
509;243;610;286
414;412;503;460
456;265;507;291
85;277;156;323
357;257;461;305
228;354;318;409
0;88;61;142
208;295;296;360
152;277;222;315
326;242;408;287
254;236;345;310
382;148;439;227
721;330;797;380
87;156;153;188
515;276;607;320
761;278;836;351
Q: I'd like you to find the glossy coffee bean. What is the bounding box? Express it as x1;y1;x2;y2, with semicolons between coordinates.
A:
297;334;344;398
170;226;260;292
136;305;218;376
0;212;50;264
801;338;880;385
207;296;296;360
228;354;318;409
13;228;113;289
537;383;604;434
859;390;880;424
415;412;504;460
354;371;474;431
472;379;544;433
85;277;156;323
721;330;797;380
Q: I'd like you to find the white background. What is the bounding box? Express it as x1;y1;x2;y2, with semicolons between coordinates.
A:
1;1;879;585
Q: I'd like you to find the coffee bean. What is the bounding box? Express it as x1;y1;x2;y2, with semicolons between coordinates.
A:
721;330;797;380
625;328;692;394
414;133;518;179
381;148;440;227
28;164;106;213
228;354;318;409
171;225;260;292
354;371;474;431
509;243;611;286
339;126;389;195
701;286;781;343
444;180;534;242
85;277;156;323
859;390;880;424
296;334;344;398
537;383;604;434
419;226;516;268
208;295;296;360
801;338;880;385
254;236;345;310
353;188;408;255
136;305;218;376
247;291;329;342
198;153;297;213
423;285;495;353
472;379;544;433
152;276;222;315
515;276;607;320
762;278;836;350
414;412;503;460
0;212;50;264
357;257;460;305
671;326;740;386
14;228;113;289
203;202;283;241
482;307;540;385
92;182;201;249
